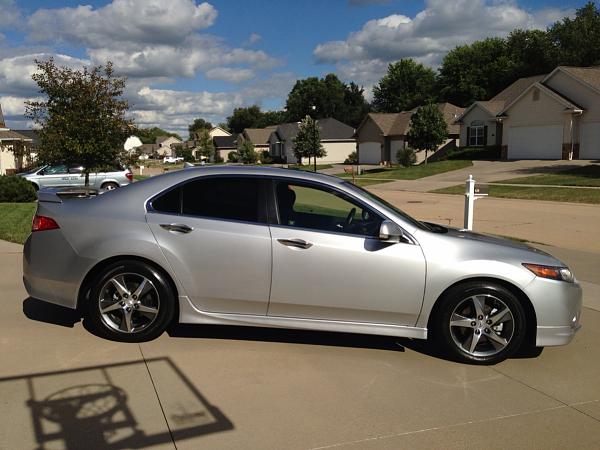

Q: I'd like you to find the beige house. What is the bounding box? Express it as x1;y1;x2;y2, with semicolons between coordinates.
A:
208;126;231;138
0;104;34;175
356;103;464;164
155;135;182;157
457;66;600;160
240;126;277;153
268;118;356;164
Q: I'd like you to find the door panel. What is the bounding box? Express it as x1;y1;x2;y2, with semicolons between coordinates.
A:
580;122;600;160
268;226;426;326
508;125;562;159
147;214;272;315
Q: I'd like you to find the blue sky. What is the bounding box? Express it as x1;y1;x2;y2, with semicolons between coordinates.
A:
0;0;591;135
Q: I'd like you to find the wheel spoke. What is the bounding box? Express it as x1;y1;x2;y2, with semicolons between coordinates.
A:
472;296;485;318
110;276;129;297
101;302;121;314
137;305;158;315
450;313;474;329
468;331;481;353
132;278;150;299
121;310;133;332
486;330;508;349
489;307;510;326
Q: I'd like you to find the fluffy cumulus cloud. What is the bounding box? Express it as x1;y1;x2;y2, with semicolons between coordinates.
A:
205;67;255;83
316;0;570;88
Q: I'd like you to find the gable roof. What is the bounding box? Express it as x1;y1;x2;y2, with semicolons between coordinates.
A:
209;126;231;136
489;74;546;105
0;129;32;141
437;102;465;135
548;66;600;95
12;129;39;145
498;82;583;116
138;143;159;155
274;118;355;142
213;135;237;149
155;135;181;145
243;126;277;145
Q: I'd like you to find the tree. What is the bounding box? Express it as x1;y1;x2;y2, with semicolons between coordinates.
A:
188;117;213;139
174;145;194;162
195;128;215;161
25;59;134;186
549;2;600;66
406;104;448;164
293;115;325;172
227;105;264;133
237;138;258;164
372;59;436;112
507;29;558;79
135;127;181;144
285;74;369;127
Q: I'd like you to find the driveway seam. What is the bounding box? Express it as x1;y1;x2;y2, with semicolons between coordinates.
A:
138;344;179;450
490;366;600;424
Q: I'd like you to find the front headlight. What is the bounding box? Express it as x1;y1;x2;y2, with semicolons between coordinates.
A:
522;263;575;283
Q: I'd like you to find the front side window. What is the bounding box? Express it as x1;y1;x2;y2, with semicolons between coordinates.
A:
44;164;68;175
151;177;264;223
275;181;382;237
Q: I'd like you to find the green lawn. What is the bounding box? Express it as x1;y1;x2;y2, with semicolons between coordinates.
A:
134;175;150;181
338;160;472;181
496;164;600;187
432;184;600;204
0;203;36;244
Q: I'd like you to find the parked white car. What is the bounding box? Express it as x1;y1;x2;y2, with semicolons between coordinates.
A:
163;156;184;164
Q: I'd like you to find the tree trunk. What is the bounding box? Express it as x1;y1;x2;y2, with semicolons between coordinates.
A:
313;154;317;172
424;149;428;164
85;171;90;186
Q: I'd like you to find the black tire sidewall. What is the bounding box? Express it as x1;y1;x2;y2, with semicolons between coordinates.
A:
86;260;175;342
435;282;527;364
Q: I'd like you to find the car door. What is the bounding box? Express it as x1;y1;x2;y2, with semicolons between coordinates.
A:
146;176;272;315
267;179;426;327
38;164;70;187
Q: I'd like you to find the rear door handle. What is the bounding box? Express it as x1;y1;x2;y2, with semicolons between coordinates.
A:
160;223;194;234
277;238;313;249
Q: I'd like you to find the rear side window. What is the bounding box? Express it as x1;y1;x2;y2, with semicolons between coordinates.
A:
150;177;264;223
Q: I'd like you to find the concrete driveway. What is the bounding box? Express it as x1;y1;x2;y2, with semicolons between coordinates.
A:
1;235;600;449
371;159;593;192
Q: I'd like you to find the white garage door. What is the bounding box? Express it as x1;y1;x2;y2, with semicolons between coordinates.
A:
580;122;600;160
508;125;563;159
359;142;381;164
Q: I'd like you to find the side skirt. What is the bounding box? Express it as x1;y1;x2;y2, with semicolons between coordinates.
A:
178;296;428;340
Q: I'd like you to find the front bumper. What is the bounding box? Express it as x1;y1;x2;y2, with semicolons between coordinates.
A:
524;276;583;347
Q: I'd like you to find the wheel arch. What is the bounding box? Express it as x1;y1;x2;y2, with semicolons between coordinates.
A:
77;255;180;321
426;277;537;347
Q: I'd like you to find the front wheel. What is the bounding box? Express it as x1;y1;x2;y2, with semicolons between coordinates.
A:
101;182;119;190
85;260;176;342
433;282;527;364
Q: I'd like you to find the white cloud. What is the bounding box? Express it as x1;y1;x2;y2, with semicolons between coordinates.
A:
0;0;20;28
27;0;217;47
315;0;570;89
206;67;255;83
247;32;262;45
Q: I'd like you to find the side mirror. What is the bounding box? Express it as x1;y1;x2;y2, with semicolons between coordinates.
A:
379;220;404;243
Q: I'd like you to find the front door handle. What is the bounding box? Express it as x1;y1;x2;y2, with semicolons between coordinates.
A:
277;238;313;249
160;223;194;234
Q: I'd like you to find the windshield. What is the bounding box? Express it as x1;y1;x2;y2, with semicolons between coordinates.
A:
343;182;431;231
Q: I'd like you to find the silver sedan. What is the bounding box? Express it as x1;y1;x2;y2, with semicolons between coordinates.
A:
23;166;582;364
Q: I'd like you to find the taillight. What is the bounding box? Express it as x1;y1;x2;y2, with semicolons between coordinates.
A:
32;215;60;232
126;171;133;182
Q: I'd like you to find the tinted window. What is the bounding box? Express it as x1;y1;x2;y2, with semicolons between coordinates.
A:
181;177;263;223
275;182;382;237
152;187;181;214
44;164;68;175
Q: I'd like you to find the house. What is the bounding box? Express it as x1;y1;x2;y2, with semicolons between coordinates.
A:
457;67;600;160
456;75;544;149
240;126;278;153
213;135;238;160
0;104;35;175
268;118;356;164
155;135;182;157
355;103;464;165
208;126;231;138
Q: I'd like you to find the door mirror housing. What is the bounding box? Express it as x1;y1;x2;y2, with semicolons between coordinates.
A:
378;220;404;243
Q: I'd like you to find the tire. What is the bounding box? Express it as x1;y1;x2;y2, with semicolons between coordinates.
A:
102;182;119;190
31;182;39;192
85;260;176;342
433;281;527;364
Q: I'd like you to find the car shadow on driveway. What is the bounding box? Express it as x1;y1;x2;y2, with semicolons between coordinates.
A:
0;357;233;450
22;297;80;328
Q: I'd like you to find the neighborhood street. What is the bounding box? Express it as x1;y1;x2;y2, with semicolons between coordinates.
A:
2;193;599;450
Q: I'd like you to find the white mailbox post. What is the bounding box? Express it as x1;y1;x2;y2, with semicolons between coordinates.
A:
464;174;488;230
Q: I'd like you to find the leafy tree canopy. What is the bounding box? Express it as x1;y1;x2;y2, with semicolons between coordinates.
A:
25;59;134;184
135;126;181;144
549;1;600;66
188;117;213;138
406;103;448;164
293;115;326;171
372;59;436;112
226;105;287;133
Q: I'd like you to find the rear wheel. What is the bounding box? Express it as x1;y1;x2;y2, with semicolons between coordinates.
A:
102;182;119;190
433;281;527;364
85;260;175;342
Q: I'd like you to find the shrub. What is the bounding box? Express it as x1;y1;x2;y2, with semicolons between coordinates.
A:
259;150;273;164
227;151;240;163
0;175;37;202
344;151;358;165
238;140;258;164
397;147;416;167
213;153;224;163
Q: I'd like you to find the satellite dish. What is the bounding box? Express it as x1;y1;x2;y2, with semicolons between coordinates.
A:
124;136;143;151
